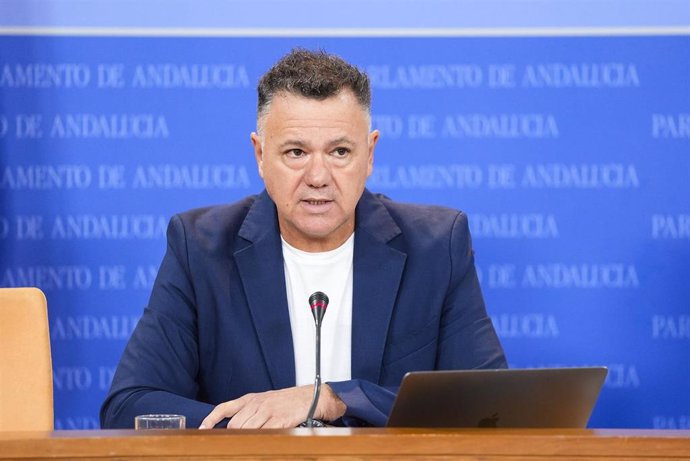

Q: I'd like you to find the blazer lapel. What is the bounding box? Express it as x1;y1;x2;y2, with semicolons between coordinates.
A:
352;190;406;384
234;191;296;390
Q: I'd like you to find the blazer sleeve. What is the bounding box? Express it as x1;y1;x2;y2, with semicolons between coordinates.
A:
329;211;507;427
100;215;216;429
327;380;397;427
435;211;508;371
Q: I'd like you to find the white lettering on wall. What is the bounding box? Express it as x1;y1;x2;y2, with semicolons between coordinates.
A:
367;65;483;89
491;314;560;338
51;316;140;341
368;165;482;189
441;114;559;138
0;266;92;290
522;264;639;288
605;364;641;388
53;367;93;391
521;164;639;188
131;64;250;88
652;114;690;138
652;215;690;238
0;165;92;190
50;215;168;239
50;114;169;139
131;164;251;189
470;214;559;238
652;315;690;339
522;63;640;88
0;63;91;88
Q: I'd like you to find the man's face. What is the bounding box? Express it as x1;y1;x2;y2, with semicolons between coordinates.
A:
251;90;379;252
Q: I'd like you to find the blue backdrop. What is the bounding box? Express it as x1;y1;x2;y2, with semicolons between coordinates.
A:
1;29;689;430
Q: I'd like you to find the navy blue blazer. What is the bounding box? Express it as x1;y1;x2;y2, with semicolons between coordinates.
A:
100;190;506;428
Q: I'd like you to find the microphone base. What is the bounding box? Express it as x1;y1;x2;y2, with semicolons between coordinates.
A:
298;419;329;428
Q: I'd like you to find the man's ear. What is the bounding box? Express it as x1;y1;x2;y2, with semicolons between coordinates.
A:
367;129;380;177
250;132;264;179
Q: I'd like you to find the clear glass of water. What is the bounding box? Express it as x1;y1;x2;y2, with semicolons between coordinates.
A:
134;414;186;430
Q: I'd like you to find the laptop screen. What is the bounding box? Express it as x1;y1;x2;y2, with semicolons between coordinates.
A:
386;367;607;428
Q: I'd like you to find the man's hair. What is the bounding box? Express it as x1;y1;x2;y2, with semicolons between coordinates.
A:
257;48;371;124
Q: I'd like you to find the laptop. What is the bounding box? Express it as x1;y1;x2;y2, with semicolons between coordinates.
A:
386;367;608;428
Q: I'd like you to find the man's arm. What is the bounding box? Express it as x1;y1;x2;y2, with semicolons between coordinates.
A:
100;215;210;428
436;211;507;371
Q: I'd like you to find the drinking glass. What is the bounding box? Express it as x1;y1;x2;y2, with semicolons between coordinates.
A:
134;414;186;430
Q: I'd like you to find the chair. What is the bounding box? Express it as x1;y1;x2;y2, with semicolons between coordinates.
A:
0;287;54;431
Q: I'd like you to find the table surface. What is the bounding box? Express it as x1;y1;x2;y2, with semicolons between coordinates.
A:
1;428;689;460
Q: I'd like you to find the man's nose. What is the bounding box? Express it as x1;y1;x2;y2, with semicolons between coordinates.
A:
304;153;331;188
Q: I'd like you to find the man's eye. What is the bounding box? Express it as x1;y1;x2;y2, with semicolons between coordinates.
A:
333;148;350;157
287;149;305;158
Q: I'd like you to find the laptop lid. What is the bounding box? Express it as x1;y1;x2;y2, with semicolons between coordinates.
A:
386;367;608;428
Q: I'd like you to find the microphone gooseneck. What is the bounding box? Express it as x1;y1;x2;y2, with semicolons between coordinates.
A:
306;291;329;428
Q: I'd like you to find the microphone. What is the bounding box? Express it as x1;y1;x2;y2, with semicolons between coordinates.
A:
305;291;329;428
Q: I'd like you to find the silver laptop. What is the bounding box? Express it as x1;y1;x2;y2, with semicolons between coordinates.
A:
386;367;608;428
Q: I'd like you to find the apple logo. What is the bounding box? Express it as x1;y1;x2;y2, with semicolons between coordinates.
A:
478;412;500;428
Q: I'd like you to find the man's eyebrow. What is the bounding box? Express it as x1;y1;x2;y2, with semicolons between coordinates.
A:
328;136;355;147
278;139;308;149
278;137;356;149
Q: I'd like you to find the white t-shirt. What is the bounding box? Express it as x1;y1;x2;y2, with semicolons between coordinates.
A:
282;234;353;386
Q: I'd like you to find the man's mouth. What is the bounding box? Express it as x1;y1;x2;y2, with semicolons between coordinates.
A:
303;199;332;205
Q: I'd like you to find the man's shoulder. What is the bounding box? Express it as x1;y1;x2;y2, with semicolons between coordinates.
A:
168;194;266;253
174;195;258;231
357;191;469;251
369;192;466;230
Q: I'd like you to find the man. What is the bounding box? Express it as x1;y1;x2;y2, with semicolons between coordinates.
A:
100;49;506;429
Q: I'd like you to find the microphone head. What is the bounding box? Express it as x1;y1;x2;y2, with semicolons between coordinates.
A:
308;291;329;325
